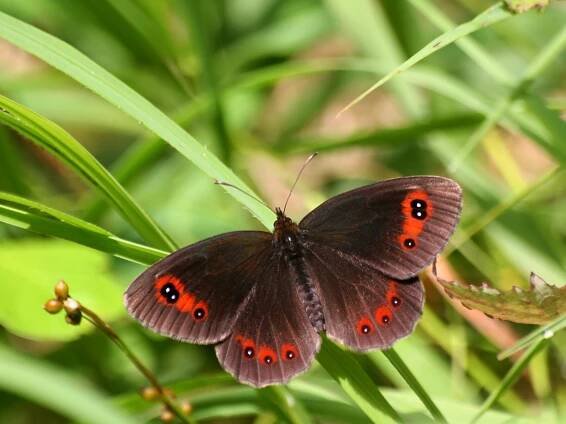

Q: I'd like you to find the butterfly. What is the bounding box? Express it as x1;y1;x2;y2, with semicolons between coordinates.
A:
124;175;462;387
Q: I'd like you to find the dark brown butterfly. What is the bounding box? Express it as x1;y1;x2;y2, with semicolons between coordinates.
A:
125;176;462;387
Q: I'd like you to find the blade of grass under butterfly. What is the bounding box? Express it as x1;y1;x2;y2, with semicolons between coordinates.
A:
317;339;400;423
337;2;511;115
382;348;447;423
0;192;166;265
0;10;275;229
0;94;176;251
471;338;550;423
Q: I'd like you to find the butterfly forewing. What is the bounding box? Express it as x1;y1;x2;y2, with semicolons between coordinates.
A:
215;253;320;387
300;176;462;280
124;232;272;344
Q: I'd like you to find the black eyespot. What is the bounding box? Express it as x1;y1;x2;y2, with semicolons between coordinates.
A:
193;308;206;320
382;315;390;324
411;209;427;220
264;355;273;365
411;199;427;209
391;297;401;307
286;350;295;360
403;238;416;249
160;283;179;304
244;347;255;358
361;325;371;334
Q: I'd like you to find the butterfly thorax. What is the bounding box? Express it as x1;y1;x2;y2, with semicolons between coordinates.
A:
273;208;325;332
273;208;302;257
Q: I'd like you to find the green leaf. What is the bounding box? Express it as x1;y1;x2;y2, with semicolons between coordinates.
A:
0;94;176;251
0;344;136;424
471;338;549;423
437;272;566;325
498;315;566;359
317;339;400;423
0;239;124;341
0;191;167;265
382;348;447;423
0;10;275;229
504;0;551;13
338;2;511;114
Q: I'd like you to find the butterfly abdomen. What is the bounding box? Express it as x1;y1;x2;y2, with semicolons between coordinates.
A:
274;216;326;333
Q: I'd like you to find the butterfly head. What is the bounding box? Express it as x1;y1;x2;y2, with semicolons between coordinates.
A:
273;208;300;247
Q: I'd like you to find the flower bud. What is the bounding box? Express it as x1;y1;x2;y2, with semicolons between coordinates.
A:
44;299;63;314
63;298;80;314
141;386;160;401
160;409;174;422
65;309;82;325
54;280;69;300
181;400;192;415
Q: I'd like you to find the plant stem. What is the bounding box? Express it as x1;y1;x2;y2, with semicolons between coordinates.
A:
80;305;192;423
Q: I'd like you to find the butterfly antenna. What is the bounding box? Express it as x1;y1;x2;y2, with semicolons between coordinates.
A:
214;180;270;210
283;152;318;214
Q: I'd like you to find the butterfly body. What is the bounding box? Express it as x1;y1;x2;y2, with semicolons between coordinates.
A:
125;176;462;387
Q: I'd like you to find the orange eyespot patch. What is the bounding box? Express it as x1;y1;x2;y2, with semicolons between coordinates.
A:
154;274;208;320
235;335;256;359
375;306;392;326
258;346;278;365
356;316;374;335
386;281;401;308
398;190;432;250
281;343;299;361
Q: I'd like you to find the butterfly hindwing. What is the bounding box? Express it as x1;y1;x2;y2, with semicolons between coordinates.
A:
124;232;272;344
300;176;462;280
303;242;423;351
215;253;320;387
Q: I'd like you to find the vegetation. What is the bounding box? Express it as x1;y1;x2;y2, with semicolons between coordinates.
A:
0;0;564;422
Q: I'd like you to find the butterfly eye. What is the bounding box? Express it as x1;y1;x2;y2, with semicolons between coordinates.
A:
160;283;179;304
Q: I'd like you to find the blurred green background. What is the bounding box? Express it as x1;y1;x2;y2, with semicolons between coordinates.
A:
0;0;564;423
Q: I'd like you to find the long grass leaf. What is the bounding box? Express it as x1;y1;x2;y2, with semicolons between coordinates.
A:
382;348;447;423
0;94;176;251
471;339;550;423
338;2;511;115
0;345;136;424
0;11;275;229
0;192;166;265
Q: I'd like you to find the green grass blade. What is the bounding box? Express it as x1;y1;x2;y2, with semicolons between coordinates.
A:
0;10;275;229
317;339;400;423
338;2;511;114
0;192;166;265
277;113;481;155
0;94;176;251
0;345;136;424
382;348;447;423
498;315;566;360
471;338;550;423
409;0;513;84
448;25;566;170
